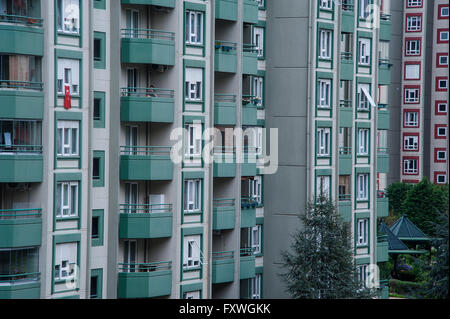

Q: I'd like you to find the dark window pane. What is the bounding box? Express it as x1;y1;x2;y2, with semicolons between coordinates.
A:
90;276;98;298
93;157;100;180
93;98;101;120
92;216;99;239
94;39;101;61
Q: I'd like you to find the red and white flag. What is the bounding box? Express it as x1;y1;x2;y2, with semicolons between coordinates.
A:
64;84;71;110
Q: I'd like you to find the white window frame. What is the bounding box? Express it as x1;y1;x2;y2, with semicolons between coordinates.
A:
404;111;419;127
57;58;80;95
184;179;201;213
358;38;371;65
438;79;448;90
320;0;333;10
359;0;371;19
437;103;447;113
56;181;79;218
250;274;262;299
184;123;202;157
54;242;78;281
251;225;262;255
405;64;420;80
249;176;262;205
438;55;449;66
357;264;368;286
437;126;447;137
183;291;201;299
185;10;203;45
406;39;421;56
183;235;201;269
253;27;264;57
252;76;264;107
405;88;419;103
357;174;369;201
441;6;449;17
407;16;422;32
437;174;447;184
407;0;422;7
436;150;447;161
316;175;330;199
439;31;449;42
57;0;80;34
403;158;418;174
319;29;332;60
403;135;419;151
318;79;331;108
357;219;369;246
358;128;369;155
185;67;202;101
317;127;331;156
57;120;79;157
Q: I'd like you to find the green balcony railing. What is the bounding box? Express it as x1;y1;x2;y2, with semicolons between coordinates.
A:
342;0;354;11
119;204;172;239
376;190;389;218
212;251;235;284
0;80;43;91
241;197;257;228
121;0;175;7
380;13;391;21
0;208;42;248
242;44;258;75
341;52;353;61
243;0;258;24
242;95;258;126
339;147;352;175
213;198;235;230
0;146;43;182
215;0;238;21
215;94;237;126
215;40;237;73
0;14;43;26
0;272;40;284
117;261;172;299
121;28;175;41
239;248;255;280
0;271;40;299
339;147;352;155
120;146;173;181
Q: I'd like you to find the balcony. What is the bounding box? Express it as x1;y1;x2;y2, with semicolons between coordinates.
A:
377;235;389;263
241;197;256;228
376;191;389;218
121;29;175;66
0;209;42;248
241;149;257;177
0;81;44;119
377;147;389;173
339;100;353;127
120;146;173;181
119;204;172;239
377;104;390;130
242;44;258;75
215;41;237;73
378;59;392;85
120;87;174;123
215;0;238;21
239;248;255;280
379;13;392;41
214;95;236;126
243;0;258;24
340;53;354;81
338;195;352;222
0;273;40;299
117;262;172;299
0;15;43;56
242;95;258;126
212;251;235;284
341;1;355;33
0;146;43;183
121;0;175;7
339;147;352;175
214;147;236;178
213;198;235;230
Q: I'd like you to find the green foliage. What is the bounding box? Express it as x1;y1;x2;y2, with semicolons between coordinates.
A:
386;182;413;216
280;195;378;299
389;279;426;299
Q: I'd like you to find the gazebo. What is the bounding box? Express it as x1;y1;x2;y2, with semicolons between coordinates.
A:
390;216;431;245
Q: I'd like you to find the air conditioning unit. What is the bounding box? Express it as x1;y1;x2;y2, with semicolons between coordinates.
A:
6;183;29;192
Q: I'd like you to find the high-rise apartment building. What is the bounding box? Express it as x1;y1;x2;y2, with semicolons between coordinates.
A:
388;0;448;185
0;0;395;300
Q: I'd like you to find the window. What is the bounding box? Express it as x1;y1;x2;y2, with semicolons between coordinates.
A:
316;175;330;199
436;101;448;115
357;174;369;200
256;0;265;8
0;120;42;152
320;0;333;10
252;76;264;108
185;10;203;45
435;149;447;163
252;225;262;255
184;123;202;157
405;39;421;56
438;29;449;43
250;274;262;299
57;58;80;95
93;158;100;181
123;240;136;272
404;111;419;127
339;175;351;200
125;9;139;38
318;79;331;108
0;248;39;282
183;291;201;299
359;0;371;19
93;32;106;69
319;29;332;59
93;91;105;128
435;125;447;139
436;77;448;91
0;55;42;84
57;120;79;157
435;173;447;184
403;157;418;175
92;216;99;239
54;242;78;281
55;181;79;218
183;235;201;269
357;128;369;155
57;0;80;34
184;179;201;213
253;27;264;58
405;63;420;80
406;15;422;32
91;210;104;246
407;0;422;7
317;127;331;156
404;87;420;103
357;219;369;246
403;134;419;151
185;68;202;101
250;176;262;205
439;5;449;19
92;151;105;187
90;275;98;298
437;53;449;68
358;38;371;65
357;265;368;287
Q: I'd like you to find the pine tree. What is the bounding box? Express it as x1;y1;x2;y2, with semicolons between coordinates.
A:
280;195;377;299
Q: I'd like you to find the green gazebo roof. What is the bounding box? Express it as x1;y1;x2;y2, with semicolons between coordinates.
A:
389;216;431;242
379;222;409;252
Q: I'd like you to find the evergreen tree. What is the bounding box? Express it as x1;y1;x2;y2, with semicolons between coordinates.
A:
386;182;413;216
280;195;377;299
